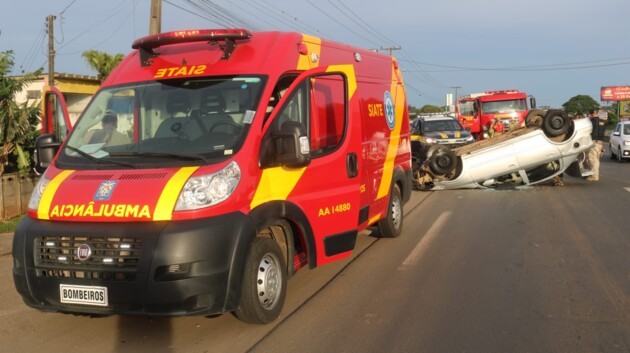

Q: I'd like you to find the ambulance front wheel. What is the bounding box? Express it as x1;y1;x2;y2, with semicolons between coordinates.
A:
377;184;403;238
235;237;287;324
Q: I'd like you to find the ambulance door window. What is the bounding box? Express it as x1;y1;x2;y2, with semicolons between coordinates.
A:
267;73;346;163
265;75;297;123
275;81;307;127
309;74;346;156
52;95;69;142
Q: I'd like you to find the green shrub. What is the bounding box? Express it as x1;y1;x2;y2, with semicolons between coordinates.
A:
0;215;24;233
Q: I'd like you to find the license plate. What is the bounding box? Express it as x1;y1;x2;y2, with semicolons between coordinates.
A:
59;284;108;306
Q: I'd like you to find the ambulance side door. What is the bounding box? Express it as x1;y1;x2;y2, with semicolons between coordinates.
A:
41;86;72;142
264;70;360;265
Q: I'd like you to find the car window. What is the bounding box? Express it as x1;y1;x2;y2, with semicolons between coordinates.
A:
424;120;461;132
525;160;561;183
624;124;630;135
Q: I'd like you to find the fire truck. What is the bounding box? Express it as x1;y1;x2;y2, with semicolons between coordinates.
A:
456;90;536;140
13;28;412;324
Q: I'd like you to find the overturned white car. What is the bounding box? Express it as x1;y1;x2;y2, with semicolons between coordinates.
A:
412;109;593;190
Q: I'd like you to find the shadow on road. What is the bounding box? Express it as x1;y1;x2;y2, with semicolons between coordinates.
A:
116;316;173;353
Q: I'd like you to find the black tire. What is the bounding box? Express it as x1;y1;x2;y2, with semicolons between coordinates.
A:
234;237;287;324
542;110;570;137
525;109;545;128
610;144;617;160
377;184;403;238
618;148;623;163
427;145;457;176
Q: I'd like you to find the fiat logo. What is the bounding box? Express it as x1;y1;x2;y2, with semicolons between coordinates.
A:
77;244;92;261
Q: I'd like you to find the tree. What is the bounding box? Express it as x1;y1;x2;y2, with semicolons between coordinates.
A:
81;50;124;81
562;95;599;115
420;104;444;113
0;50;42;175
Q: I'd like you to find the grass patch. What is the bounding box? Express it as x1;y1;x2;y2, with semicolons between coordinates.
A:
0;215;24;233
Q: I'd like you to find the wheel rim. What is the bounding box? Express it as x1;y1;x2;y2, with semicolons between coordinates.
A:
391;196;402;230
549;115;564;130
256;253;282;310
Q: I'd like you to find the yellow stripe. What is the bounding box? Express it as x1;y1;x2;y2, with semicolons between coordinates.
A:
368;213;382;225
38;170;75;220
297;34;321;70
153;167;199;221
250;167;307;209
327;64;357;99
438;132;447;138
376;63;405;199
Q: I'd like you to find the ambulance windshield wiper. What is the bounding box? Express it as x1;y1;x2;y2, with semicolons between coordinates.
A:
64;145;137;169
109;151;210;164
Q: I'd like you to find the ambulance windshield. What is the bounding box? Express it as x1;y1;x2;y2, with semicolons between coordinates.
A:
61;76;265;167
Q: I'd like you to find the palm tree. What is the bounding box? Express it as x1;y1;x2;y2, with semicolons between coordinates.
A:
81;50;124;81
0;51;42;175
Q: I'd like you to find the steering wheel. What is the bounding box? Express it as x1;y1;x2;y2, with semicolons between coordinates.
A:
210;121;242;132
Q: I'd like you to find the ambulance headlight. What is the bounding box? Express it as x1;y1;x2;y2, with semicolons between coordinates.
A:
175;161;241;210
28;176;51;210
425;137;436;144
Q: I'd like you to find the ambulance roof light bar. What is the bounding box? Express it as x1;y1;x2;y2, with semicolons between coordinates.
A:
132;29;253;66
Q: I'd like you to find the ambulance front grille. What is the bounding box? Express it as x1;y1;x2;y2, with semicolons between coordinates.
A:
34;236;143;281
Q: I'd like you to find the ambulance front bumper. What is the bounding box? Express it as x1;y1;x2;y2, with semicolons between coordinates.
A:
12;212;255;316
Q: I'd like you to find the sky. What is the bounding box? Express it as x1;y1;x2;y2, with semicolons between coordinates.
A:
1;0;629;109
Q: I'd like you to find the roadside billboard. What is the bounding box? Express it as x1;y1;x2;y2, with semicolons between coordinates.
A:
600;86;630;101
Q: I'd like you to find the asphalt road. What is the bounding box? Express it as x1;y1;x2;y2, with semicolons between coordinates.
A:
1;155;629;353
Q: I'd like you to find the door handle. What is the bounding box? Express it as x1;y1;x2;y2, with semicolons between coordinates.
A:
347;152;358;178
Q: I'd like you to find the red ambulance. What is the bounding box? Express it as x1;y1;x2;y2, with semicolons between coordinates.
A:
13;29;412;324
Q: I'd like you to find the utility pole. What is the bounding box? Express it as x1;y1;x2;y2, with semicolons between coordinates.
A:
380;46;401;56
451;86;461;102
47;15;55;86
149;0;162;35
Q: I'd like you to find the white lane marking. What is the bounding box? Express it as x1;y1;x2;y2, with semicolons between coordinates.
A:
398;211;451;270
624;187;630;193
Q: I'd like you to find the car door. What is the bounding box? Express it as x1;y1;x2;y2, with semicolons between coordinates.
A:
41;86;73;142
611;123;621;152
256;67;361;265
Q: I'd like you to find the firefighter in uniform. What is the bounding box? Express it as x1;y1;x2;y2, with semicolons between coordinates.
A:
489;118;504;138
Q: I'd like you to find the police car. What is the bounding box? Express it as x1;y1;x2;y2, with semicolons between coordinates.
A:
410;114;474;149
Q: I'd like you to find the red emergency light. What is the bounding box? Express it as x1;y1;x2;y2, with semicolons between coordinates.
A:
132;29;253;66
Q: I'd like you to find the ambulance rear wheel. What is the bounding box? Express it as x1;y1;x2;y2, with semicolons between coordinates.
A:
235;237;287;324
377;184;403;238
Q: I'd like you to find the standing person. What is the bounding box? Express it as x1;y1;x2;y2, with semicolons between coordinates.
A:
585;108;606;181
84;110;130;146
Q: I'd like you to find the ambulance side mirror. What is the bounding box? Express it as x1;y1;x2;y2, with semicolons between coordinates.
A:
260;121;311;168
34;134;61;174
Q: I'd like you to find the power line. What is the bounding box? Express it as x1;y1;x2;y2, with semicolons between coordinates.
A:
163;0;222;25
305;0;381;47
59;0;79;15
56;0;128;52
332;0;398;47
259;0;329;36
399;57;630;72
